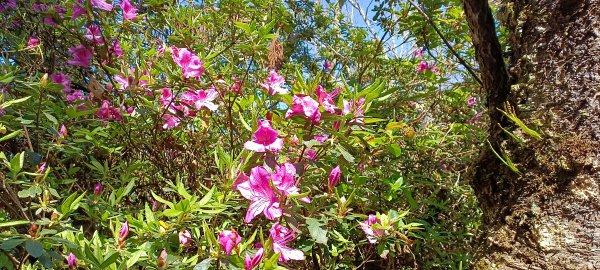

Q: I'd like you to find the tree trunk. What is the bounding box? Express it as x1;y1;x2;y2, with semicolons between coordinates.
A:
462;0;600;269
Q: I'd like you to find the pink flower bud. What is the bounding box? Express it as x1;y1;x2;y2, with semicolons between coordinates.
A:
67;252;77;269
59;124;67;138
119;220;129;240
94;182;102;196
328;166;341;192
218;229;241;256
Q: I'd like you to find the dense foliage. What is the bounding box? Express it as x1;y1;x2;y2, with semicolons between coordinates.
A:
0;0;488;269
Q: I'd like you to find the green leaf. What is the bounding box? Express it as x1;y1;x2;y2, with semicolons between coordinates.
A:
163;209;183;217
145;203;155;223
0;130;21;143
126;250;144;268
100;252;120;268
151;191;174;208
336;144;355;163
0;220;29;228
198;186;215;206
0;96;31;109
305;218;328;244
193;258;212;270
387;144;401;157
24;240;44;258
0;238;25;250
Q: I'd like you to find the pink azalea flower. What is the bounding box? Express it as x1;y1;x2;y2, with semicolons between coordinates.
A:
110;40;123;56
119;0;137;20
261;70;287;95
413;47;425;58
269;223;304;262
360;214;387;244
0;0;16;12
244;248;264;270
180;88;219;111
162;114;180;129
416;61;430;73
91;0;113;11
94;182;102;196
159;88;174;108
218;229;242;255
243;120;283;153
36;162;47;174
67;45;92;67
328;166;341;192
342;98;366;124
119;220;129;240
67;252;77;269
66;90;85;102
55;5;67;17
96;100;123;121
236;166;282;223
323;61;332;72
313;134;327;143
71;0;86;20
285;95;321;124
305;149;317;161
316;85;340;113
27;38;39;48
59;124;68;138
179;230;192;246
32;3;46;12
51;73;72;93
84;25;104;44
171;47;205;78
272;163;310;203
43;17;56;27
467;97;477;106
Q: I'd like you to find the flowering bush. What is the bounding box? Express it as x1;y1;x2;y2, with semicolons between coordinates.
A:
0;0;485;269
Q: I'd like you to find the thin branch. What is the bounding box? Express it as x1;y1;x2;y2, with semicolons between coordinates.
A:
407;0;483;86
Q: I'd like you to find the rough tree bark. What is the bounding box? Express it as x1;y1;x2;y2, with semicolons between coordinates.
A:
462;0;600;269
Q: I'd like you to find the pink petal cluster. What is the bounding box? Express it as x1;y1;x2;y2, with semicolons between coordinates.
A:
96;100;123;121
328;166;341;192
0;0;16;12
84;25;104;45
66;90;85;103
94;182;103;196
59;124;68;138
119;0;137;20
218;229;241;255
467;97;477;106
119;220;130;240
413;47;425;58
269;223;304;262
261;70;287;95
244;248;264;270
272;162;310;203
285;95;321;124
179;230;192;246
71;0;86;20
243;120;283;153
67;252;77;269
316;85;340;113
27;38;39;48
342;97;366;124
416;61;438;73
67;45;93;67
50;73;71;93
158;88;218;129
114;69;148;91
110;40;123;57
91;0;113;11
360;214;388;244
237;166;282;223
171;47;205;78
